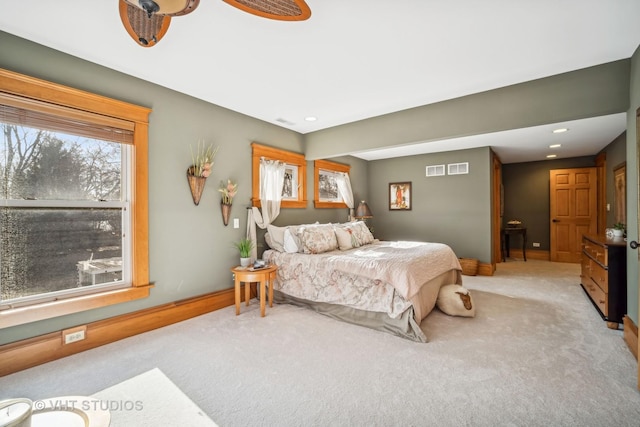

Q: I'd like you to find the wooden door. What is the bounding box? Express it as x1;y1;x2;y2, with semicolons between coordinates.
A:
550;168;597;263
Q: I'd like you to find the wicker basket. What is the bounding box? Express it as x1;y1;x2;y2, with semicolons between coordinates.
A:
459;258;479;276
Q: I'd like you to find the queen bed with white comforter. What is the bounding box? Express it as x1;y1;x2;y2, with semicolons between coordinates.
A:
262;221;462;342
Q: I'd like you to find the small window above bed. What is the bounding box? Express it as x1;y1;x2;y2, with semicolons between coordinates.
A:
314;159;350;209
252;143;307;208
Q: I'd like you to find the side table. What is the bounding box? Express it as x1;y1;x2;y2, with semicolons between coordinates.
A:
230;265;277;317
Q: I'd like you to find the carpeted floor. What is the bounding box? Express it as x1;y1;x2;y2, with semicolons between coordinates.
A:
1;259;639;426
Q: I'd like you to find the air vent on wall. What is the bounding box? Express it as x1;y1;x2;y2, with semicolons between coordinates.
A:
426;164;445;177
448;162;469;175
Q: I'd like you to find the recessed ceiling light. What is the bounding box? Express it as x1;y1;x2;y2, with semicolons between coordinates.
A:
304;116;317;122
552;128;569;133
549;144;562;148
546;154;557;158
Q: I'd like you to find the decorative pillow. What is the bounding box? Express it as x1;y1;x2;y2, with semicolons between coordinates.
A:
298;223;338;254
334;225;360;250
336;221;373;247
283;227;301;253
266;224;286;252
436;284;476;317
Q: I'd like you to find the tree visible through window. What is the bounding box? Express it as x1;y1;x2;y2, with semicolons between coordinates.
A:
1;118;130;302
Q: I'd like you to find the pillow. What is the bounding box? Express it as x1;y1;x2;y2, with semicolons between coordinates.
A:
283;227;301;253
436;284;476;317
334;225;360;250
266;224;286;252
298;223;338;254
351;221;374;245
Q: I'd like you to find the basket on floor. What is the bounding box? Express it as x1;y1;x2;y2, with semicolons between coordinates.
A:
459;258;479;276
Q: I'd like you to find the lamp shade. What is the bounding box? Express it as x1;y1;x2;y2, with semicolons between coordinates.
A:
355;201;373;219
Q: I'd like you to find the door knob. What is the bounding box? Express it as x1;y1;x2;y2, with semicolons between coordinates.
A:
630;241;639;249
552;219;559;223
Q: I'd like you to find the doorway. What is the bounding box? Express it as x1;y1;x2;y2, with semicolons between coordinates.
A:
549;168;598;263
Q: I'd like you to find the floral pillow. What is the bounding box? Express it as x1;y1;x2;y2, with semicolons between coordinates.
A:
298;223;338;254
334;221;373;249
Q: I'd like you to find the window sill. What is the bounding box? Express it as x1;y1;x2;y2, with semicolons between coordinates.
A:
0;285;153;329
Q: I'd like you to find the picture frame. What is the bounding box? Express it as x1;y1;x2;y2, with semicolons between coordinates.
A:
314;159;350;208
389;182;411;210
613;162;626;225
251;143;307;208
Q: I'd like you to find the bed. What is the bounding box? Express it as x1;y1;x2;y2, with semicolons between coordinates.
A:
263;221;462;342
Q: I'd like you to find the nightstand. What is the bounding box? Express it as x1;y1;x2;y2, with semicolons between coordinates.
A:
230;265;277;317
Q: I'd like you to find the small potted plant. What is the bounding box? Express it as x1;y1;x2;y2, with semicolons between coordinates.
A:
612;222;625;237
234;238;254;267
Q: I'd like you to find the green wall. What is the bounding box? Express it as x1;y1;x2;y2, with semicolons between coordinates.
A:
0;32;366;344
502;157;596;251
368;147;492;263
626;45;640;325
304;60;630;160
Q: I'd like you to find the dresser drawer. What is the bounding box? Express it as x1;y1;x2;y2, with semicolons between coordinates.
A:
582;239;607;267
583;278;607;316
589;260;608;293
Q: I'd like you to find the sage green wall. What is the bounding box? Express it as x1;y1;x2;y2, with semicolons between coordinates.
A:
368;147;492;263
603;133;627;228
305;61;630;160
0;32;366;344
626;45;640;325
502;157;596;251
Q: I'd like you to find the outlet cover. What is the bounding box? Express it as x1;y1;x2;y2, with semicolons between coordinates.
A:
62;325;87;345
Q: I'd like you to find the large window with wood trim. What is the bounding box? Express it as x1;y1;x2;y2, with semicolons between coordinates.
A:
0;69;151;327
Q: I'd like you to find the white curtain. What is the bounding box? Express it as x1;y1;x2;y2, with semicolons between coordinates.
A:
336;172;355;220
247;158;286;260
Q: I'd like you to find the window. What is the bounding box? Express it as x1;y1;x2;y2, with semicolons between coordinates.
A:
251;143;307;208
0;69;151;328
314;159;350;208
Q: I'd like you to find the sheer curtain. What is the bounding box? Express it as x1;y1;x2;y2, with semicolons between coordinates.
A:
246;158;286;260
336;172;355;220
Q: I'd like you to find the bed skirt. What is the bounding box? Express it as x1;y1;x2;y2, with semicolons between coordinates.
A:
272;290;427;343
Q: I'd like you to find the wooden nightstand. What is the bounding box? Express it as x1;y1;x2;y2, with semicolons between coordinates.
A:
230;265;277;317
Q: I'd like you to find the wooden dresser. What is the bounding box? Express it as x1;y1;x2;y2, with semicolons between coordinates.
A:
580;234;627;329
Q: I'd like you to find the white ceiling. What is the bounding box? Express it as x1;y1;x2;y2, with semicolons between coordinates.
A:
1;1;639;163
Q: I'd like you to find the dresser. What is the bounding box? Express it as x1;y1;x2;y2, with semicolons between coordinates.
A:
580;234;627;329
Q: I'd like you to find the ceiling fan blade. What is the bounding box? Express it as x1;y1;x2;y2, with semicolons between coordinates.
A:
223;0;311;21
123;0;200;17
119;0;171;47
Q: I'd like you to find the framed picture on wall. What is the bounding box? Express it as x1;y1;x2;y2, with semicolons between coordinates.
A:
613;162;626;225
389;182;411;210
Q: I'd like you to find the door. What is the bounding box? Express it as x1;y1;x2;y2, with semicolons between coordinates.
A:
550;168;597;263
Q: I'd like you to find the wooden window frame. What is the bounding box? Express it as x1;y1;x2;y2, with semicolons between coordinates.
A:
314;159;350;209
251;143;307;208
0;68;152;329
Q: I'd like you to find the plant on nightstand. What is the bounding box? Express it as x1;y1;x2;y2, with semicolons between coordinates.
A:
234;238;254;267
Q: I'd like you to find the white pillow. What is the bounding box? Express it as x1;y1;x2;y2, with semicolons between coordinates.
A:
283;227;300;253
266;224;286;252
334;225;359;250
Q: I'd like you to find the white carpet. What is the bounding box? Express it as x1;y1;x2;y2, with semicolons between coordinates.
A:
1;260;639;426
92;368;217;426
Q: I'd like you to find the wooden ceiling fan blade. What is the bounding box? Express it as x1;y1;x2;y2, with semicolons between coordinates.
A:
122;0;200;17
223;0;311;21
119;0;171;47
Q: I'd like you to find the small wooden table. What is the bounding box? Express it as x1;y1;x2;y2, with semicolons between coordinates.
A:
501;227;527;261
230;265;277;317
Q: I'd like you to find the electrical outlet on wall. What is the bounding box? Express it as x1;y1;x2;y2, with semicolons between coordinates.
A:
532;242;541;248
62;326;87;344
